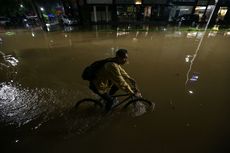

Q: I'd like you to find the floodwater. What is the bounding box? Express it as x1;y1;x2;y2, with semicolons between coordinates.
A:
0;26;230;153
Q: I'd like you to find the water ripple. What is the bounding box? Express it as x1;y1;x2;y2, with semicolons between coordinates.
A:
0;82;82;127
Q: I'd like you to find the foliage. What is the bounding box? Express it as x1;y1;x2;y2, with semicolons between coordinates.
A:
0;0;31;17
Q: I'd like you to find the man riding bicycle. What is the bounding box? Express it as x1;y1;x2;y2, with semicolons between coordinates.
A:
88;49;141;111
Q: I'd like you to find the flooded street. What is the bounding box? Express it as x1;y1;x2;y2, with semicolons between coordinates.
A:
1;27;230;153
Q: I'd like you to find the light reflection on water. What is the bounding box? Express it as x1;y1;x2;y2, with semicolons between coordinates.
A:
0;51;84;127
224;31;230;36
0;52;18;83
0;29;228;128
0;27;229;153
0;82;41;126
3;54;19;66
0;82;82;127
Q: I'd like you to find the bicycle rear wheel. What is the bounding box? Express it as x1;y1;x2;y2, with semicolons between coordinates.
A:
75;98;103;113
123;98;155;116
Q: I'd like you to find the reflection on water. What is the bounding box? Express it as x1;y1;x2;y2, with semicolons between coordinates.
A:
208;31;218;37
0;82;82;127
0;51;18;66
190;72;200;82
0;51;18;82
3;54;19;66
165;31;182;38
0;82;41;126
224;31;230;36
5;31;16;36
196;32;204;39
0;26;229;153
186;32;197;39
185;3;216;86
185;55;193;63
31;32;35;37
64;26;74;32
188;90;194;95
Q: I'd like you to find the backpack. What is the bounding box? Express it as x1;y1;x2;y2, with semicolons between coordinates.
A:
82;58;112;81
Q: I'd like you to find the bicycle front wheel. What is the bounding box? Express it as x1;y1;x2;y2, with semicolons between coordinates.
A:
123;98;155;116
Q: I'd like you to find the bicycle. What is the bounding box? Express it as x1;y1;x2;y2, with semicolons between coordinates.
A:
75;93;155;116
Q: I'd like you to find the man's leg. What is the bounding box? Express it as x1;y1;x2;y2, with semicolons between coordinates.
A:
100;93;114;111
89;82;114;111
89;82;100;95
109;84;119;95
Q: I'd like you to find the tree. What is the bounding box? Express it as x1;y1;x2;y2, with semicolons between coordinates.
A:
0;0;19;16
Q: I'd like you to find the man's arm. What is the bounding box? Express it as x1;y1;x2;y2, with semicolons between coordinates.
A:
119;66;141;97
119;66;136;85
105;63;134;94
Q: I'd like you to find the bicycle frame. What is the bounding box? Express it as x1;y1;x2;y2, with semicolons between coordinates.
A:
75;93;153;113
111;93;136;109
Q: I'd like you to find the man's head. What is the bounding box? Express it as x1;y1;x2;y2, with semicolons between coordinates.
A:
115;49;128;65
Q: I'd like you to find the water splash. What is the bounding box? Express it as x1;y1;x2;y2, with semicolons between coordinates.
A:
0;82;82;127
132;102;147;117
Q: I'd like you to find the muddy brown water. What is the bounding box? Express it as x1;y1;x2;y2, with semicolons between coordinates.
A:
0;28;230;153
